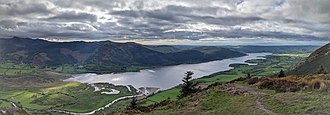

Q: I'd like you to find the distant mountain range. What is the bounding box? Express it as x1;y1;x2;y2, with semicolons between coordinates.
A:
0;37;246;73
289;43;330;75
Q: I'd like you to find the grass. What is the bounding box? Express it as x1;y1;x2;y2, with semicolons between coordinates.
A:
140;87;180;106
199;89;264;115
194;65;253;84
0;101;13;107
54;65;89;74
33;93;77;106
0;62;37;76
262;91;330;114
11;91;50;110
44;82;81;93
139;82;330;115
276;53;310;57
0;62;88;76
95;98;132;114
57;83;136;112
0;62;148;76
142;88;266;115
0;82;137;113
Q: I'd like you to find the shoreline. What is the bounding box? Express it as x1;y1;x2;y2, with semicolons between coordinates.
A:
65;53;271;90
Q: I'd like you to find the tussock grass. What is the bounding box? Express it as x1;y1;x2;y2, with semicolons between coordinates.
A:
252;74;330;92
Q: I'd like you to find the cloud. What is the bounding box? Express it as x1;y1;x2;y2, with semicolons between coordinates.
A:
0;0;329;45
111;5;264;26
47;11;98;22
0;20;18;30
0;1;55;18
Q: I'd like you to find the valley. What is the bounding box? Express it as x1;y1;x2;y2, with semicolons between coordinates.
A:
1;1;329;114
0;50;310;114
0;37;326;114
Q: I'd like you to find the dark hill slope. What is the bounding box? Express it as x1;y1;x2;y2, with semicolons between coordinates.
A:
0;37;246;73
87;42;172;66
146;45;181;53
0;37;101;66
289;43;330;75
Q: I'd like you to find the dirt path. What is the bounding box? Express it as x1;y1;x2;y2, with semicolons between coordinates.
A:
218;83;277;115
256;98;276;115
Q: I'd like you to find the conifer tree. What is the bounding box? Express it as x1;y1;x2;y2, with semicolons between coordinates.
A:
278;69;285;77
129;96;137;109
178;71;197;99
247;73;251;78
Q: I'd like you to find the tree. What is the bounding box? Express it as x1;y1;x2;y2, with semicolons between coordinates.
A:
316;65;327;74
278;69;285;77
247;73;251;78
129;96;137;109
178;71;198;99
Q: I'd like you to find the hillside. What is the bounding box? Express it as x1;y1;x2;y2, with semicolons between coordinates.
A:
115;75;330;115
107;52;330;115
146;45;181;53
289;43;330;75
0;37;246;73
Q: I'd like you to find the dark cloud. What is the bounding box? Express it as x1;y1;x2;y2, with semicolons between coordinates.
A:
0;1;54;17
47;11;98;22
0;0;329;45
0;20;17;29
188;16;264;26
111;5;236;24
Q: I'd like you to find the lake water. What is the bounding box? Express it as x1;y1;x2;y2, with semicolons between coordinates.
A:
64;53;271;90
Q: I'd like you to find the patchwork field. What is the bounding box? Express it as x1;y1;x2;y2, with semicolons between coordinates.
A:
0;82;137;114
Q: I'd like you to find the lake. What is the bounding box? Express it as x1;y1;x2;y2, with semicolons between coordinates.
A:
64;53;271;90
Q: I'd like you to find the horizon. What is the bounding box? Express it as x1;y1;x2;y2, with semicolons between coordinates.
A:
3;36;326;46
0;0;329;46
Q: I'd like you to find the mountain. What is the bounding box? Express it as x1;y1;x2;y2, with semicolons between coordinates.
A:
146;45;181;53
289;43;330;75
0;37;246;73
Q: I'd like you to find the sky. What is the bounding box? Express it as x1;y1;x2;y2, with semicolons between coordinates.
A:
0;0;329;45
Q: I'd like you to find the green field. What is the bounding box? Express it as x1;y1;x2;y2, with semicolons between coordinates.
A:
140;88;180;106
0;62;150;76
53;65;88;74
0;82;137;114
275;53;310;57
0;101;12;108
0;62;37;76
0;62;89;76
